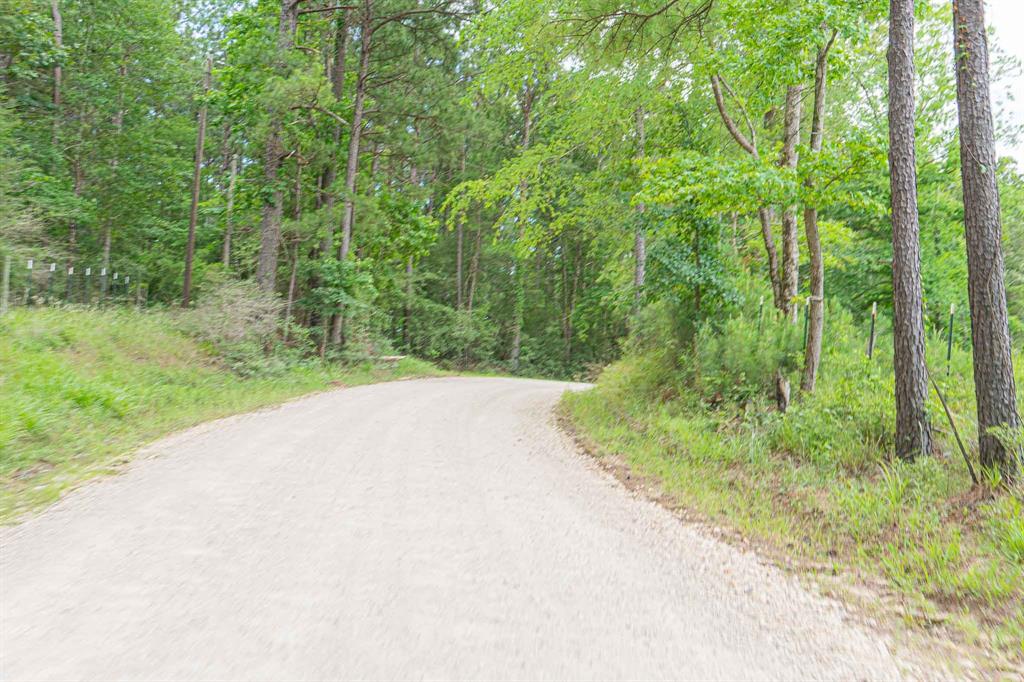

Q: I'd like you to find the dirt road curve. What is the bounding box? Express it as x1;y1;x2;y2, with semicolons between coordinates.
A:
1;377;904;681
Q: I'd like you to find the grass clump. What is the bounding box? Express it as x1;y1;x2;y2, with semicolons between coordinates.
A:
0;306;442;522
563;301;1024;663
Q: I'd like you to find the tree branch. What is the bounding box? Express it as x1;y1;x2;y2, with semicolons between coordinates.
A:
711;75;759;158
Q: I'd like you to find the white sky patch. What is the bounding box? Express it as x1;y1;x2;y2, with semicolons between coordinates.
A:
988;0;1024;166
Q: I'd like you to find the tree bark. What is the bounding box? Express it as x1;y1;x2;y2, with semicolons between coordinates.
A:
222;152;238;267
466;225;482;313
455;142;466;309
321;8;350;255
339;2;371;262
101;60;127;298
801;32;837;393
953;0;1020;477
779;84;803;321
330;1;372;346
256;0;297;292
183;57;211;307
509;84;535;372
50;0;62;149
633;107;647;313
888;0;932;460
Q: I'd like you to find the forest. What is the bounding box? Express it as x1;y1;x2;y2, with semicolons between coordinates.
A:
1;0;1023;663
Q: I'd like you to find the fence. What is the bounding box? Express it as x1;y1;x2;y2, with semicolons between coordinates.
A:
0;255;147;316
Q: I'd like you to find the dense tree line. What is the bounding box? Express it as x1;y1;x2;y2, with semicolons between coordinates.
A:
1;0;1020;474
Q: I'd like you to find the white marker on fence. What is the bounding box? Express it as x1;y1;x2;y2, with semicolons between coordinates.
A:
27;259;33;270
85;267;91;276
101;268;107;276
68;266;74;275
49;263;56;272
125;276;130;285
113;272;119;280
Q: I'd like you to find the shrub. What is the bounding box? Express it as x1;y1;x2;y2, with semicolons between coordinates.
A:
179;273;284;375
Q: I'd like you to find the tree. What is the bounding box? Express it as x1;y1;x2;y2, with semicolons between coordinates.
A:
952;0;1020;478
255;0;297;292
800;30;837;393
887;0;932;460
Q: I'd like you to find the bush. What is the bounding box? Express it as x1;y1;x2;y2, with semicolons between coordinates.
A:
178;273;284;375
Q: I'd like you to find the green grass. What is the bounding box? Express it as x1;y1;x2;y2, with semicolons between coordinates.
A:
0;307;444;522
563;306;1024;666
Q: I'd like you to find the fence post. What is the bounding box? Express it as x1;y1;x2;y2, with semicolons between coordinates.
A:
867;301;877;359
46;263;55;303
65;266;74;303
1;254;10;317
84;267;91;305
100;268;107;304
25;259;33;305
946;303;955;376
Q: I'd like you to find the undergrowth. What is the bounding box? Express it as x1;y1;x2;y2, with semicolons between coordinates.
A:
564;300;1024;663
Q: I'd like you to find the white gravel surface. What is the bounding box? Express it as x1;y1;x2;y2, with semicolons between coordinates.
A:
1;376;905;681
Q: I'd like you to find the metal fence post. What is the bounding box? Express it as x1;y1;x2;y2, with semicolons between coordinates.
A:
25;259;33;305
867;301;877;359
1;255;11;317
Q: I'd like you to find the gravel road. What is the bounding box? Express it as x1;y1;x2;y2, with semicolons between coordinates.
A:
1;377;905;681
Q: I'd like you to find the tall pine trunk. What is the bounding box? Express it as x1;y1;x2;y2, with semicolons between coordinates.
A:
888;0;932;460
953;0;1020;478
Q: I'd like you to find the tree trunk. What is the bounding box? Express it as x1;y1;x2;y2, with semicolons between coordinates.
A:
256;0;297;292
801;32;837;394
50;0;62;148
888;0;932;460
455;142;466;309
403;256;413;351
509;84;534;372
330;1;372;347
101;61;127;298
953;0;1020;477
779;84;803;321
222;152;238;267
633;107;647;312
339;3;371;262
322;8;349;254
183;57;211;307
758;207;783;309
284;240;299;340
467;226;482;313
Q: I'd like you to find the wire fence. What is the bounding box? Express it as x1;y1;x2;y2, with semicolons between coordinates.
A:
0;255;147;316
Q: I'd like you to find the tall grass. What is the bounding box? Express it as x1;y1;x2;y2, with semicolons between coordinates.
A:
0;307;441;522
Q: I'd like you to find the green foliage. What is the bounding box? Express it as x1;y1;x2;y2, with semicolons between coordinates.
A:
564;312;1024;658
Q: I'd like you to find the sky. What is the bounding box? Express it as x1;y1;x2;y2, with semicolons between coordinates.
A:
988;0;1024;165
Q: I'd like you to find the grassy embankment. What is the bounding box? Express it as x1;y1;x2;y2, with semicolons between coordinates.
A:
562;303;1024;667
0;307;442;523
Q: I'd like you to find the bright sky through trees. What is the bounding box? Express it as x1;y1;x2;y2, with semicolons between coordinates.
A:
990;0;1024;163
